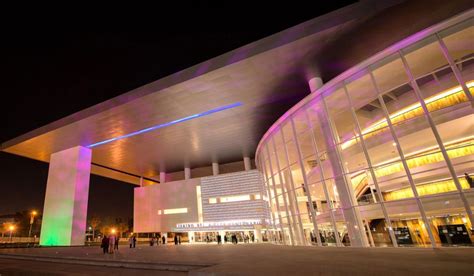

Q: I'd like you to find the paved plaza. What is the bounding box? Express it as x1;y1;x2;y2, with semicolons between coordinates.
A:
0;243;473;275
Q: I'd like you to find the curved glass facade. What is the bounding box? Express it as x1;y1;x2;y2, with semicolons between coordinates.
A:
256;14;474;247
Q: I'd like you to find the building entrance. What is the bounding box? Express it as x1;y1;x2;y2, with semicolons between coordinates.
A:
438;224;472;245
195;232;217;243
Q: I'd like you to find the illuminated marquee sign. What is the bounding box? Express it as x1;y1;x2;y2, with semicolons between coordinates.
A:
176;219;264;229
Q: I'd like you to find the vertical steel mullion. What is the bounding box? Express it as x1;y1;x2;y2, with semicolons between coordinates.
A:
265;144;287;245
369;70;437;248
260;157;277;244
321;96;369;247
399;51;474;229
343;84;398;247
280;130;306;245
271;137;296;246
320;97;358;208
303;108;342;246
290;117;323;246
435;33;473;103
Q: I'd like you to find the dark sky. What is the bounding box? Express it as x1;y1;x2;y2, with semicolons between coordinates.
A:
0;2;355;221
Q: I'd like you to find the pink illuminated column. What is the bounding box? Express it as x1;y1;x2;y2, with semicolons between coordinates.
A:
185;167;191;180
39;146;91;246
160;171;166;184
308;77;323;93
212;163;219;176
243;157;251;171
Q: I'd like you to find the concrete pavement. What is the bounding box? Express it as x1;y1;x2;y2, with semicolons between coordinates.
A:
0;243;473;275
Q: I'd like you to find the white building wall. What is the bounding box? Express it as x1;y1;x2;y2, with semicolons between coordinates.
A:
201;170;269;222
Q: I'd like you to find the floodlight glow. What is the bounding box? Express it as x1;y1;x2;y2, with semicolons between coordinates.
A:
87;102;243;148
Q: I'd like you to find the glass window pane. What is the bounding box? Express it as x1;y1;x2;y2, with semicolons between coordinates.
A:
293;108;310;135
438;18;474;63
324;86;357;144
403;35;449;79
306;97;330;153
372;54;410;94
385;200;428;247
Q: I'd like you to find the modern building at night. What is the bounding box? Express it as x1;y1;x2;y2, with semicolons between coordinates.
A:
1;0;473;247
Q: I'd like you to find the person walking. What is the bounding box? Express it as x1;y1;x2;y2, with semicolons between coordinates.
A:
109;235;115;254
129;235;133;248
174;235;178;245
178;235;181;245
101;235;109;254
217;234;221;244
115;236;120;251
133;235;137;248
162;235;166;245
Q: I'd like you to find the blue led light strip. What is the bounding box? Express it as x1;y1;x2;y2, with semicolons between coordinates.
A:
87;102;242;148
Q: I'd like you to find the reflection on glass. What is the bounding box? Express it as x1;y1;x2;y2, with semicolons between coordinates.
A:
256;17;474;248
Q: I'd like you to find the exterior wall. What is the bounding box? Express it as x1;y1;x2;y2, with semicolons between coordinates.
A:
134;169;269;233
134;178;200;232
256;11;474;247
165;160;253;182
201;170;269;222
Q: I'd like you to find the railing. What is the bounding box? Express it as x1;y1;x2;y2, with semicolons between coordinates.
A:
357;194;376;205
0;237;38;243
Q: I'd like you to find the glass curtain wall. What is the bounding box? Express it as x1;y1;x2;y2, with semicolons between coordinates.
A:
256;17;474;247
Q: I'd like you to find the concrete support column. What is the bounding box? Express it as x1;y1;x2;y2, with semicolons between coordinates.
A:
254;225;262;243
308;77;323;93
188;231;195;243
160;172;166;184
212;162;219;176
40;146;92;246
243;157;251;171
219;230;226;243
184;167;191;180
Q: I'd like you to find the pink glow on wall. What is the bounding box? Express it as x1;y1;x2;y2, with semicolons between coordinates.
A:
134;178;200;233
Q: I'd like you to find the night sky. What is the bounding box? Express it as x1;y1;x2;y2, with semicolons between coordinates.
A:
0;2;355;221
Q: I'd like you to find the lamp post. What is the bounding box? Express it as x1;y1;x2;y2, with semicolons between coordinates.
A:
9;225;15;242
28;211;37;240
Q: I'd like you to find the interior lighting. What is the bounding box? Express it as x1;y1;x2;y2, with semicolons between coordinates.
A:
341;81;473;150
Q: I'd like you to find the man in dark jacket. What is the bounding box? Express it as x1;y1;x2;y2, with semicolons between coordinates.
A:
101;236;109;254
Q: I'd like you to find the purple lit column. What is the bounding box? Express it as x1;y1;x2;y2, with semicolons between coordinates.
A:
40;146;91;246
